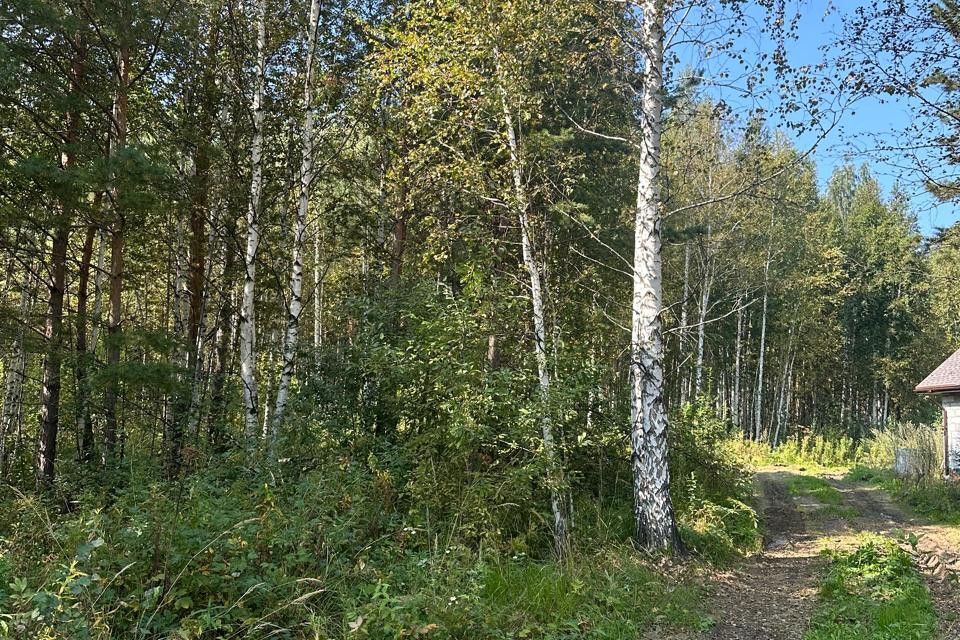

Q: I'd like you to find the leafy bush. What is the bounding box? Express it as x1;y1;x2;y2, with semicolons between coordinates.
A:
669;400;754;510
668;400;760;562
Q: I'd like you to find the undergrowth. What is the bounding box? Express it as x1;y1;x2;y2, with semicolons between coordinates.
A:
0;397;755;639
847;466;960;524
805;535;937;640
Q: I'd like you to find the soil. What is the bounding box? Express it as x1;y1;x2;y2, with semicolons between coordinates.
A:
703;467;960;640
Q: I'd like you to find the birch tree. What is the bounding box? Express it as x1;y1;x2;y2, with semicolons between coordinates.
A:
497;64;569;556
629;0;681;551
102;26;131;465
240;0;267;442
271;0;323;435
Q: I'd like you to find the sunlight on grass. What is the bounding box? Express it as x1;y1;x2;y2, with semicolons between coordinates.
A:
784;475;843;505
805;535;937;640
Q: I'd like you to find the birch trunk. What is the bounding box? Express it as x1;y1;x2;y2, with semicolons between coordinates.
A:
91;228;106;349
693;227;712;398
240;0;267;441
772;324;795;446
208;216;237;450
678;242;691;404
103;38;130;465
1;268;33;477
498;64;568;556
732;299;743;431
630;0;681;552
313;230;322;349
753;255;770;442
271;0;323;436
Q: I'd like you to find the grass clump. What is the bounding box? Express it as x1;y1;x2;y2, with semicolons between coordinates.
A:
784;475;843;505
813;504;859;520
479;548;712;637
805;535;937;640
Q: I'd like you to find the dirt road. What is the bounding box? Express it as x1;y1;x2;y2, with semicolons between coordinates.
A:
705;468;960;640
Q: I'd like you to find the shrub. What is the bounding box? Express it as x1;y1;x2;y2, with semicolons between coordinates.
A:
668;399;760;561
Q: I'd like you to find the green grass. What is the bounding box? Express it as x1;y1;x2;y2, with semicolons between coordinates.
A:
784;475;844;505
479;548;713;636
847;465;960;525
805;535;937;640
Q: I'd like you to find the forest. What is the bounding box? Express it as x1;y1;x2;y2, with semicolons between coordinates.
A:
2;0;960;638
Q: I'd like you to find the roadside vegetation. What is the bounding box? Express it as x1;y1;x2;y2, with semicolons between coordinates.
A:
0;399;753;639
806;535;937;640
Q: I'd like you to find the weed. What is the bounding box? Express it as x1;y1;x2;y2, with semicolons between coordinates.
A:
806;535;937;640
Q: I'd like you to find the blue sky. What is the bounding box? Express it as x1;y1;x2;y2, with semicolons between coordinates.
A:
789;1;958;236
682;0;960;236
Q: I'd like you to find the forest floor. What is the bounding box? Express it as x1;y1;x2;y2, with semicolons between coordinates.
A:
702;466;960;640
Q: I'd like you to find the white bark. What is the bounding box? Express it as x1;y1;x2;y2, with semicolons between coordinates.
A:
271;0;323;436
754;255;770;441
630;0;680;552
732;299;743;430
693;225;712;398
0;269;32;476
90;228;106;349
498;62;568;556
772;324;795;446
313;230;322;349
240;0;267;441
678;242;691;404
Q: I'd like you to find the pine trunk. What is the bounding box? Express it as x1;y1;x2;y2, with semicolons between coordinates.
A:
38;37;86;486
76;223;97;463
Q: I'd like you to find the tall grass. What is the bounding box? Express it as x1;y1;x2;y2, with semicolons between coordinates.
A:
731;433;862;469
858;422;943;480
734;422;944;475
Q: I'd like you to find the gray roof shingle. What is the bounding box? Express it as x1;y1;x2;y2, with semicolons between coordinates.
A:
916;348;960;393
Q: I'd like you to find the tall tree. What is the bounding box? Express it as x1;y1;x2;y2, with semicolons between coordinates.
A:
628;0;682;551
241;0;267;442
272;0;324;435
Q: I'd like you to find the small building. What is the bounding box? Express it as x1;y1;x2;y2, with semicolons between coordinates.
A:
916;348;960;476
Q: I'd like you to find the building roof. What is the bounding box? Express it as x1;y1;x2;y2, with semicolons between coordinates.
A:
916;348;960;393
